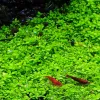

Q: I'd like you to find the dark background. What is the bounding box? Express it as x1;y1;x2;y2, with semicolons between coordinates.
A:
0;0;71;26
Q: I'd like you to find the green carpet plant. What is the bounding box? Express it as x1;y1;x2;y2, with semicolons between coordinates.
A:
0;0;100;99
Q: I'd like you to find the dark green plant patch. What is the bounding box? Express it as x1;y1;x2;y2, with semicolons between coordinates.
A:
0;0;100;100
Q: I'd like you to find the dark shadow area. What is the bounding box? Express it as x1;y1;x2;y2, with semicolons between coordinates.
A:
0;0;71;27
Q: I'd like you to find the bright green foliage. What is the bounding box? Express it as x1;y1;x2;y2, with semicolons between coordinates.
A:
0;0;100;100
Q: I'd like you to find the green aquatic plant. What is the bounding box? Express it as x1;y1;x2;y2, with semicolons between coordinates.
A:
0;0;100;99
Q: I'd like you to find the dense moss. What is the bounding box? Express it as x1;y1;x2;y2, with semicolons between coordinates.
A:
0;0;100;99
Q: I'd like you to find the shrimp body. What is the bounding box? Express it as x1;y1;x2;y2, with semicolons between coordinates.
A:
45;76;62;86
66;75;89;84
